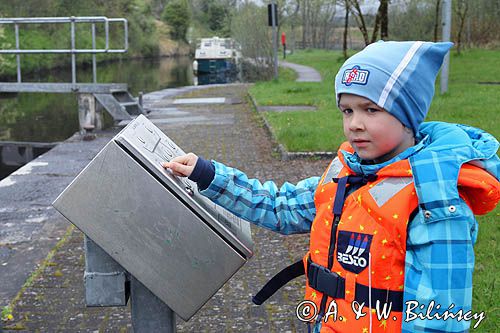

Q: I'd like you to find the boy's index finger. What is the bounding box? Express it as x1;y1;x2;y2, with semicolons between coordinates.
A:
170;154;190;164
161;157;183;169
166;161;191;177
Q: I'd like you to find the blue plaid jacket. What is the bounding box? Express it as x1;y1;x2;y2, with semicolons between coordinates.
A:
199;122;499;332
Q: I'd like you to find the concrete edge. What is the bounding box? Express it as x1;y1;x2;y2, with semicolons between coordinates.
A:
247;92;335;161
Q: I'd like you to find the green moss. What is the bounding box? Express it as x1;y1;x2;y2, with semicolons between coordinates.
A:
3;322;27;330
2;226;75;322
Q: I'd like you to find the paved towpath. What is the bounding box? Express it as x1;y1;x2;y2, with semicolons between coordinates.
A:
2;83;330;332
279;61;322;82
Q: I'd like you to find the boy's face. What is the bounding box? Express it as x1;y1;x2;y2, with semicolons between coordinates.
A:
339;93;414;163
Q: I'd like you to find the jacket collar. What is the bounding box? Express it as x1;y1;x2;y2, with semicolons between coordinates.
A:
339;122;499;223
340;135;427;176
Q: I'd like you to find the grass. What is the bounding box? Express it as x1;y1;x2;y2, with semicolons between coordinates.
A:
249;48;500;152
250;49;347;152
250;48;499;332
472;212;499;331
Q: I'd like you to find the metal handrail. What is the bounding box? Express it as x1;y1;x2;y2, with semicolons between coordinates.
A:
0;16;128;84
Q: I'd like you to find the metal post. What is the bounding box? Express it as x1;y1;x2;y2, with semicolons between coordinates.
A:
440;0;452;94
70;17;76;85
78;93;102;134
92;23;97;83
105;19;109;50
123;19;128;51
130;276;177;332
15;24;21;83
271;0;278;80
84;237;177;332
84;236;129;306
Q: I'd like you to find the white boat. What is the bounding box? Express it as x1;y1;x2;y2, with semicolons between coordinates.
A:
193;37;241;75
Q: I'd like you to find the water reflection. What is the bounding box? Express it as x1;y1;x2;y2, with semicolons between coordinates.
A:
0;57;194;143
0;56;246;179
194;72;240;86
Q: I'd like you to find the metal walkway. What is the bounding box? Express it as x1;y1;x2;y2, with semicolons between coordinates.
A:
0;16;144;129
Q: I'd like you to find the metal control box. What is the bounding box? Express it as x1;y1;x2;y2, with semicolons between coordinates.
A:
53;115;253;321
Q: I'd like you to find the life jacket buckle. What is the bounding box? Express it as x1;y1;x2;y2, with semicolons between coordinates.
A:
307;260;345;299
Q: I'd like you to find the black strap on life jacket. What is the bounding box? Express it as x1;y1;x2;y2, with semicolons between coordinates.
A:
306;257;404;312
252;257;404;312
252;259;304;305
252;173;407;311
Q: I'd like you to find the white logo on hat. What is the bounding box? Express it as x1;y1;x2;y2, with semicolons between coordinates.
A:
342;65;370;86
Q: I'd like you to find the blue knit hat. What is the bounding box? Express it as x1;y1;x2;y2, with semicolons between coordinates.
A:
335;41;453;134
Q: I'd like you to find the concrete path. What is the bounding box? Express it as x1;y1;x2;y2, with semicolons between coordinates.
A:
0;132;115;308
279;61;322;82
1;84;330;332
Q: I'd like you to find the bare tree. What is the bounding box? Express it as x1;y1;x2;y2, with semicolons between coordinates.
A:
302;0;310;47
371;3;382;43
389;0;500;46
433;0;441;42
319;0;338;48
347;0;370;45
379;0;389;39
231;2;274;79
389;0;439;41
310;1;320;47
343;0;350;59
299;0;337;49
370;0;389;43
346;0;389;46
454;0;469;54
286;0;300;53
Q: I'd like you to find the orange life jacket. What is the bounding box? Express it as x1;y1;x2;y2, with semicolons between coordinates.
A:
253;142;499;333
302;142;500;333
303;143;416;332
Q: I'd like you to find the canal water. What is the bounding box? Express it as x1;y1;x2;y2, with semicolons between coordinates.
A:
0;56;196;143
0;56;239;179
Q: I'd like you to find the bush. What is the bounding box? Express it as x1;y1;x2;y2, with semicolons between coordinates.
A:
161;0;191;42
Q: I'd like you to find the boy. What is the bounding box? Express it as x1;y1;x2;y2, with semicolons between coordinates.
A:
163;41;500;332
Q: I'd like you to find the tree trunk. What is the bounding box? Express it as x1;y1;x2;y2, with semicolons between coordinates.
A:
455;0;469;55
311;3;317;48
302;0;307;47
323;4;336;49
433;0;441;42
348;0;370;46
380;0;389;39
371;5;381;43
343;0;349;60
290;0;300;53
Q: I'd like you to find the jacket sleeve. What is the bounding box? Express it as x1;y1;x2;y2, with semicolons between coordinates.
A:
199;160;319;235
402;198;479;333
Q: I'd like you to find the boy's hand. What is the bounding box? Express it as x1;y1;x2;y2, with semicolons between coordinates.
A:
161;153;198;177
